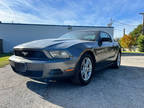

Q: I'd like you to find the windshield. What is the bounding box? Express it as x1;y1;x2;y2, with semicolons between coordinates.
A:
59;31;97;41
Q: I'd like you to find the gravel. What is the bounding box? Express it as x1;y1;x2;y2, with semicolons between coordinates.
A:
0;55;144;108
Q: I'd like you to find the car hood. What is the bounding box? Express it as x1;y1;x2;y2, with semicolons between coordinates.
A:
14;38;90;50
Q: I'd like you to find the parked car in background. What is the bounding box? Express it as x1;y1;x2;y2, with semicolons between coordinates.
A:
9;30;121;85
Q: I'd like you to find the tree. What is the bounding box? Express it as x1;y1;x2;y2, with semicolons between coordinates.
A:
130;24;142;37
137;35;144;52
129;24;142;45
120;34;136;51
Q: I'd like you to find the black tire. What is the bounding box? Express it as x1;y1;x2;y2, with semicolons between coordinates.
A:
112;52;121;69
72;53;95;85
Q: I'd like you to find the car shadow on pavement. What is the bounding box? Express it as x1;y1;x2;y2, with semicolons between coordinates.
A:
26;65;144;108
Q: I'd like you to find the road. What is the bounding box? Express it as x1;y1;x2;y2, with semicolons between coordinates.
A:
0;55;144;108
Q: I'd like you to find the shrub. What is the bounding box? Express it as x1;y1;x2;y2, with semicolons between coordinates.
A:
137;35;144;52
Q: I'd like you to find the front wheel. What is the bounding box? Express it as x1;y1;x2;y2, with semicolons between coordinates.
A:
72;53;94;85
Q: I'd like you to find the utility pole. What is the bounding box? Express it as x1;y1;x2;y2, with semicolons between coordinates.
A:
123;28;125;36
107;18;113;27
139;12;144;35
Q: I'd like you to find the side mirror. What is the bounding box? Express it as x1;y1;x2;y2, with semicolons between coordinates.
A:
101;38;111;42
98;38;103;46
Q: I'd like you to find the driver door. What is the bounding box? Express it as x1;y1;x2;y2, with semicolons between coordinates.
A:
98;32;115;64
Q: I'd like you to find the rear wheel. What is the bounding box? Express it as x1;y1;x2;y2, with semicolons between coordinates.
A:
112;52;121;68
72;53;94;85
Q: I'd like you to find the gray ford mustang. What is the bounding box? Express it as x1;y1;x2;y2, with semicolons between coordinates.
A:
9;30;121;85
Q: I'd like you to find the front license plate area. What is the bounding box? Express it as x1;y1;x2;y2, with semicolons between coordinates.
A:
15;63;27;73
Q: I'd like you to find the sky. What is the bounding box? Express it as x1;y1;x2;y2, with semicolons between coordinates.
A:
0;0;144;38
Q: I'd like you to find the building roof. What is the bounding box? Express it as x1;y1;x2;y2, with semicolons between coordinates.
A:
0;22;114;28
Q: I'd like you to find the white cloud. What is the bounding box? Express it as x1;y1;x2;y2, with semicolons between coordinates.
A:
0;0;80;25
0;0;143;38
64;20;79;25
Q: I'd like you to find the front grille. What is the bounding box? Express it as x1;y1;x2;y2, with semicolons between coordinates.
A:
14;50;47;60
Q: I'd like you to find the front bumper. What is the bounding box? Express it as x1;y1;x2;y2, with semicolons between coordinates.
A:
9;55;76;79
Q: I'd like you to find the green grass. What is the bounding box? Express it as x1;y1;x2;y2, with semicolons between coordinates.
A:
122;51;144;53
0;53;12;68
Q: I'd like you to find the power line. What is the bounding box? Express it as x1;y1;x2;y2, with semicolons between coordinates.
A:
113;23;135;28
114;28;123;31
107;19;138;37
113;20;139;26
107;18;138;28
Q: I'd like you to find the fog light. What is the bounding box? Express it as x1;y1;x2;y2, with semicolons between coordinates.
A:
65;68;74;72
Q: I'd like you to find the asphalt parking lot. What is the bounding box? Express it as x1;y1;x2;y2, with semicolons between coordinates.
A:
0;54;144;108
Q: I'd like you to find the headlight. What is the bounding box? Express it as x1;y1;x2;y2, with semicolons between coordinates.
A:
49;51;71;59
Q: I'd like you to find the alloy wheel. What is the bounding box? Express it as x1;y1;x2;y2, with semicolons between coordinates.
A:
80;57;92;81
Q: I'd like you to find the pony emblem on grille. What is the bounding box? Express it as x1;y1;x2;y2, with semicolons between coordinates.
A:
22;51;28;56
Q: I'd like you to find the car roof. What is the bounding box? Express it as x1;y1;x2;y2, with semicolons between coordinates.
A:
71;29;100;32
70;30;112;36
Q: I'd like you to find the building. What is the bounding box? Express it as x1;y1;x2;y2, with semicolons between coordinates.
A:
0;23;114;53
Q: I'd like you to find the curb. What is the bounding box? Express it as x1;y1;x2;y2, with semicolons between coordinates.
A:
122;52;144;56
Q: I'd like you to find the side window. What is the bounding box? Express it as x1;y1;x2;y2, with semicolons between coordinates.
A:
100;32;108;38
107;33;112;42
82;32;96;41
100;32;112;42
